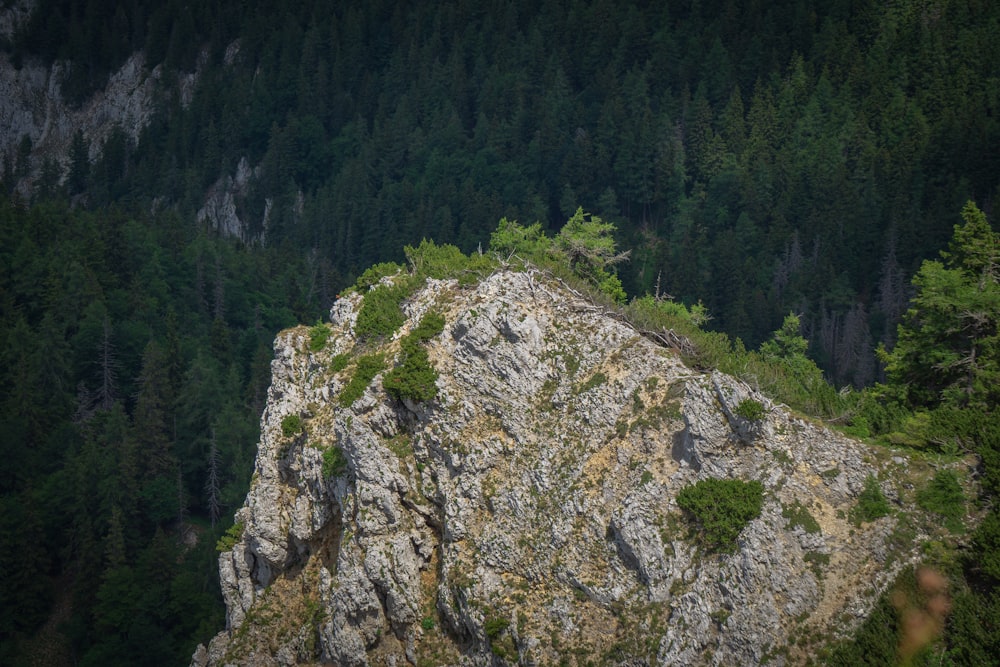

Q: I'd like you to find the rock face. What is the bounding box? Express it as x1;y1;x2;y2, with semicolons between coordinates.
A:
0;49;186;186
196;268;925;666
0;2;202;199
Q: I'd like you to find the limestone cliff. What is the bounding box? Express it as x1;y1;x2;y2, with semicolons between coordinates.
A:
0;47;195;187
194;266;934;666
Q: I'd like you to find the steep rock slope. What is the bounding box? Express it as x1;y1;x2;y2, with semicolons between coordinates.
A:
0;50;193;180
0;2;201;196
195;267;926;666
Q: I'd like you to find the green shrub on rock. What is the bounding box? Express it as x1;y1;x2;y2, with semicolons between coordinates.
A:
851;475;891;524
216;521;245;552
677;478;764;553
735;398;766;421
339;354;386;406
281;414;303;438
322;446;348;478
355;284;407;341
384;311;446;403
308;321;331;351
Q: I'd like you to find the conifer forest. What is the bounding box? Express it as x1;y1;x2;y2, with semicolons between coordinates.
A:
1;0;998;664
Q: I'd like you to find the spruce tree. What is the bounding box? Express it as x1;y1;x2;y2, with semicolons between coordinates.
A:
881;202;999;409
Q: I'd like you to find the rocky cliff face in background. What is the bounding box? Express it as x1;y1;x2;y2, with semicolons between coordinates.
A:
193;266;939;666
1;1;240;217
0;45;185;185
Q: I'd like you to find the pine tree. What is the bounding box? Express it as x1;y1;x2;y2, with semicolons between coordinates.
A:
876;232;908;347
96;315;119;412
881;202;1000;409
205;430;222;528
133;340;174;479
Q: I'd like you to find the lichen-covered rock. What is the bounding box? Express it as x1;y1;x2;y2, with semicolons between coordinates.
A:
194;267;933;666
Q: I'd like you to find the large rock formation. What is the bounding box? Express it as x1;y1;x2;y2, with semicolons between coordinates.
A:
194;266;933;666
0;47;192;183
1;1;237;215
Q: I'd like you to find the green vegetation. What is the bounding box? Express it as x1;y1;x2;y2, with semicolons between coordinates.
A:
383;347;438;402
330;353;350;372
734;398;766;421
354;240;492;343
355;284;408;341
916;470;965;533
803;550;830;574
2;0;1000;660
384;312;446;403
216;521;245;552
879;202;999;412
484;615;514;659
339;354;386;407
281;414;303;438
619;296;846;419
408;311;447;342
576;371;609;394
354;262;405;291
308;321;331;351
322;447;348;478
851;476;891;525
385;434;414;459
0;195;319;666
782;501;821;534
555;208;629;305
488;212;630;304
484;616;510;639
677;478;764;553
404;238;494;284
13;0;997;394
828;205;999;667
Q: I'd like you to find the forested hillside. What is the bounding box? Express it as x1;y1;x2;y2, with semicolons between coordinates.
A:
5;0;999;382
1;0;999;664
0;198;325;664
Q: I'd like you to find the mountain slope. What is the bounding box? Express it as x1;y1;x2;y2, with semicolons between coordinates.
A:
195;264;948;666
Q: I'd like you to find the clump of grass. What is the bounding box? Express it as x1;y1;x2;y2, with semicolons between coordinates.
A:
576;371;608;394
804;550;830;576
782;501;821;534
330;353;350;372
322;447;348;478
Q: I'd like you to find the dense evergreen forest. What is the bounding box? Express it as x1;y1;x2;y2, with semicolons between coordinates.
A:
6;0;1000;382
0;196;328;664
1;0;998;664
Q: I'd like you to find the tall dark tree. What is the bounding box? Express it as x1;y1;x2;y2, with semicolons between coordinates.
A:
880;202;999;409
133;340;174;480
96;316;119;412
204;430;222;528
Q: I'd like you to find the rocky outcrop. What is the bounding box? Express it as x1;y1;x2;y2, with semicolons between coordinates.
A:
196;157;264;242
0;51;183;187
0;2;201;197
195;267;931;666
1;1;259;239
